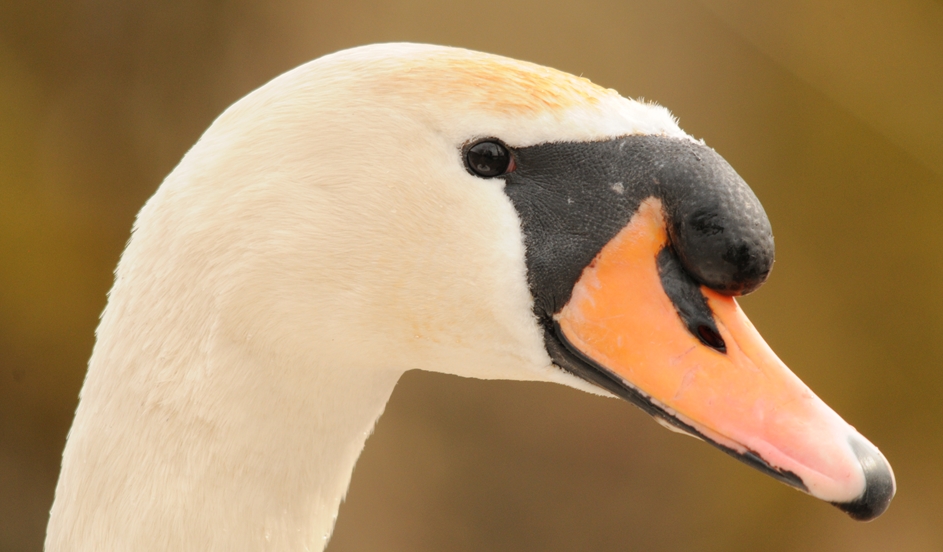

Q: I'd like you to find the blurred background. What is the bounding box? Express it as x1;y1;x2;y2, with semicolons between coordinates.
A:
1;1;941;550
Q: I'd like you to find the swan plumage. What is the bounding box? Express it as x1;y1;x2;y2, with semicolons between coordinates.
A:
45;43;894;552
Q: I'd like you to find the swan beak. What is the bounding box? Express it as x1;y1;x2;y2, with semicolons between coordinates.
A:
554;199;895;520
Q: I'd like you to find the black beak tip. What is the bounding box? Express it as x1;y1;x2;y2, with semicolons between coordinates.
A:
833;435;896;521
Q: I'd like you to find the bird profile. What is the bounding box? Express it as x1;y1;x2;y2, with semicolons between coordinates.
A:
45;43;895;552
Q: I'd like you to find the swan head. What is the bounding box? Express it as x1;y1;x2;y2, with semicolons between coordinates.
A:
117;43;893;521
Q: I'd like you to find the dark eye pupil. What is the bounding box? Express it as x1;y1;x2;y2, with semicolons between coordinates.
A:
466;141;511;177
697;325;726;352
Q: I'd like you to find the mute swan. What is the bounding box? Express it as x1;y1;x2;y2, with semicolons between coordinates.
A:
45;43;895;551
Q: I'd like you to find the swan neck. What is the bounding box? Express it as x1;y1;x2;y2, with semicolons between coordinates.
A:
45;316;401;551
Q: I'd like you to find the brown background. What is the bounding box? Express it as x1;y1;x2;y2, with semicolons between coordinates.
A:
1;1;941;551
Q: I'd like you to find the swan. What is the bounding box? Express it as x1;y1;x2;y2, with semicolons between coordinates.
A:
45;43;895;551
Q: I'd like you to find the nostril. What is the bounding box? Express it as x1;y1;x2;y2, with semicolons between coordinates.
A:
657;246;729;354
696;325;726;352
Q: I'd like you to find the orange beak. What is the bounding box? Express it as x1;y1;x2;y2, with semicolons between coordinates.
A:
555;198;895;517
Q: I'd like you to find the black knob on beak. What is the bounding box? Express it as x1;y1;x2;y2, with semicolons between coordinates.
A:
657;140;775;296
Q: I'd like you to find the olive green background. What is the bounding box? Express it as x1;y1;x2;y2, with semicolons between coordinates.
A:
1;1;941;551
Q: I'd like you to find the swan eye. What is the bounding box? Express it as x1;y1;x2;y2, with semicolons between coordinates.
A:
465;140;514;177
